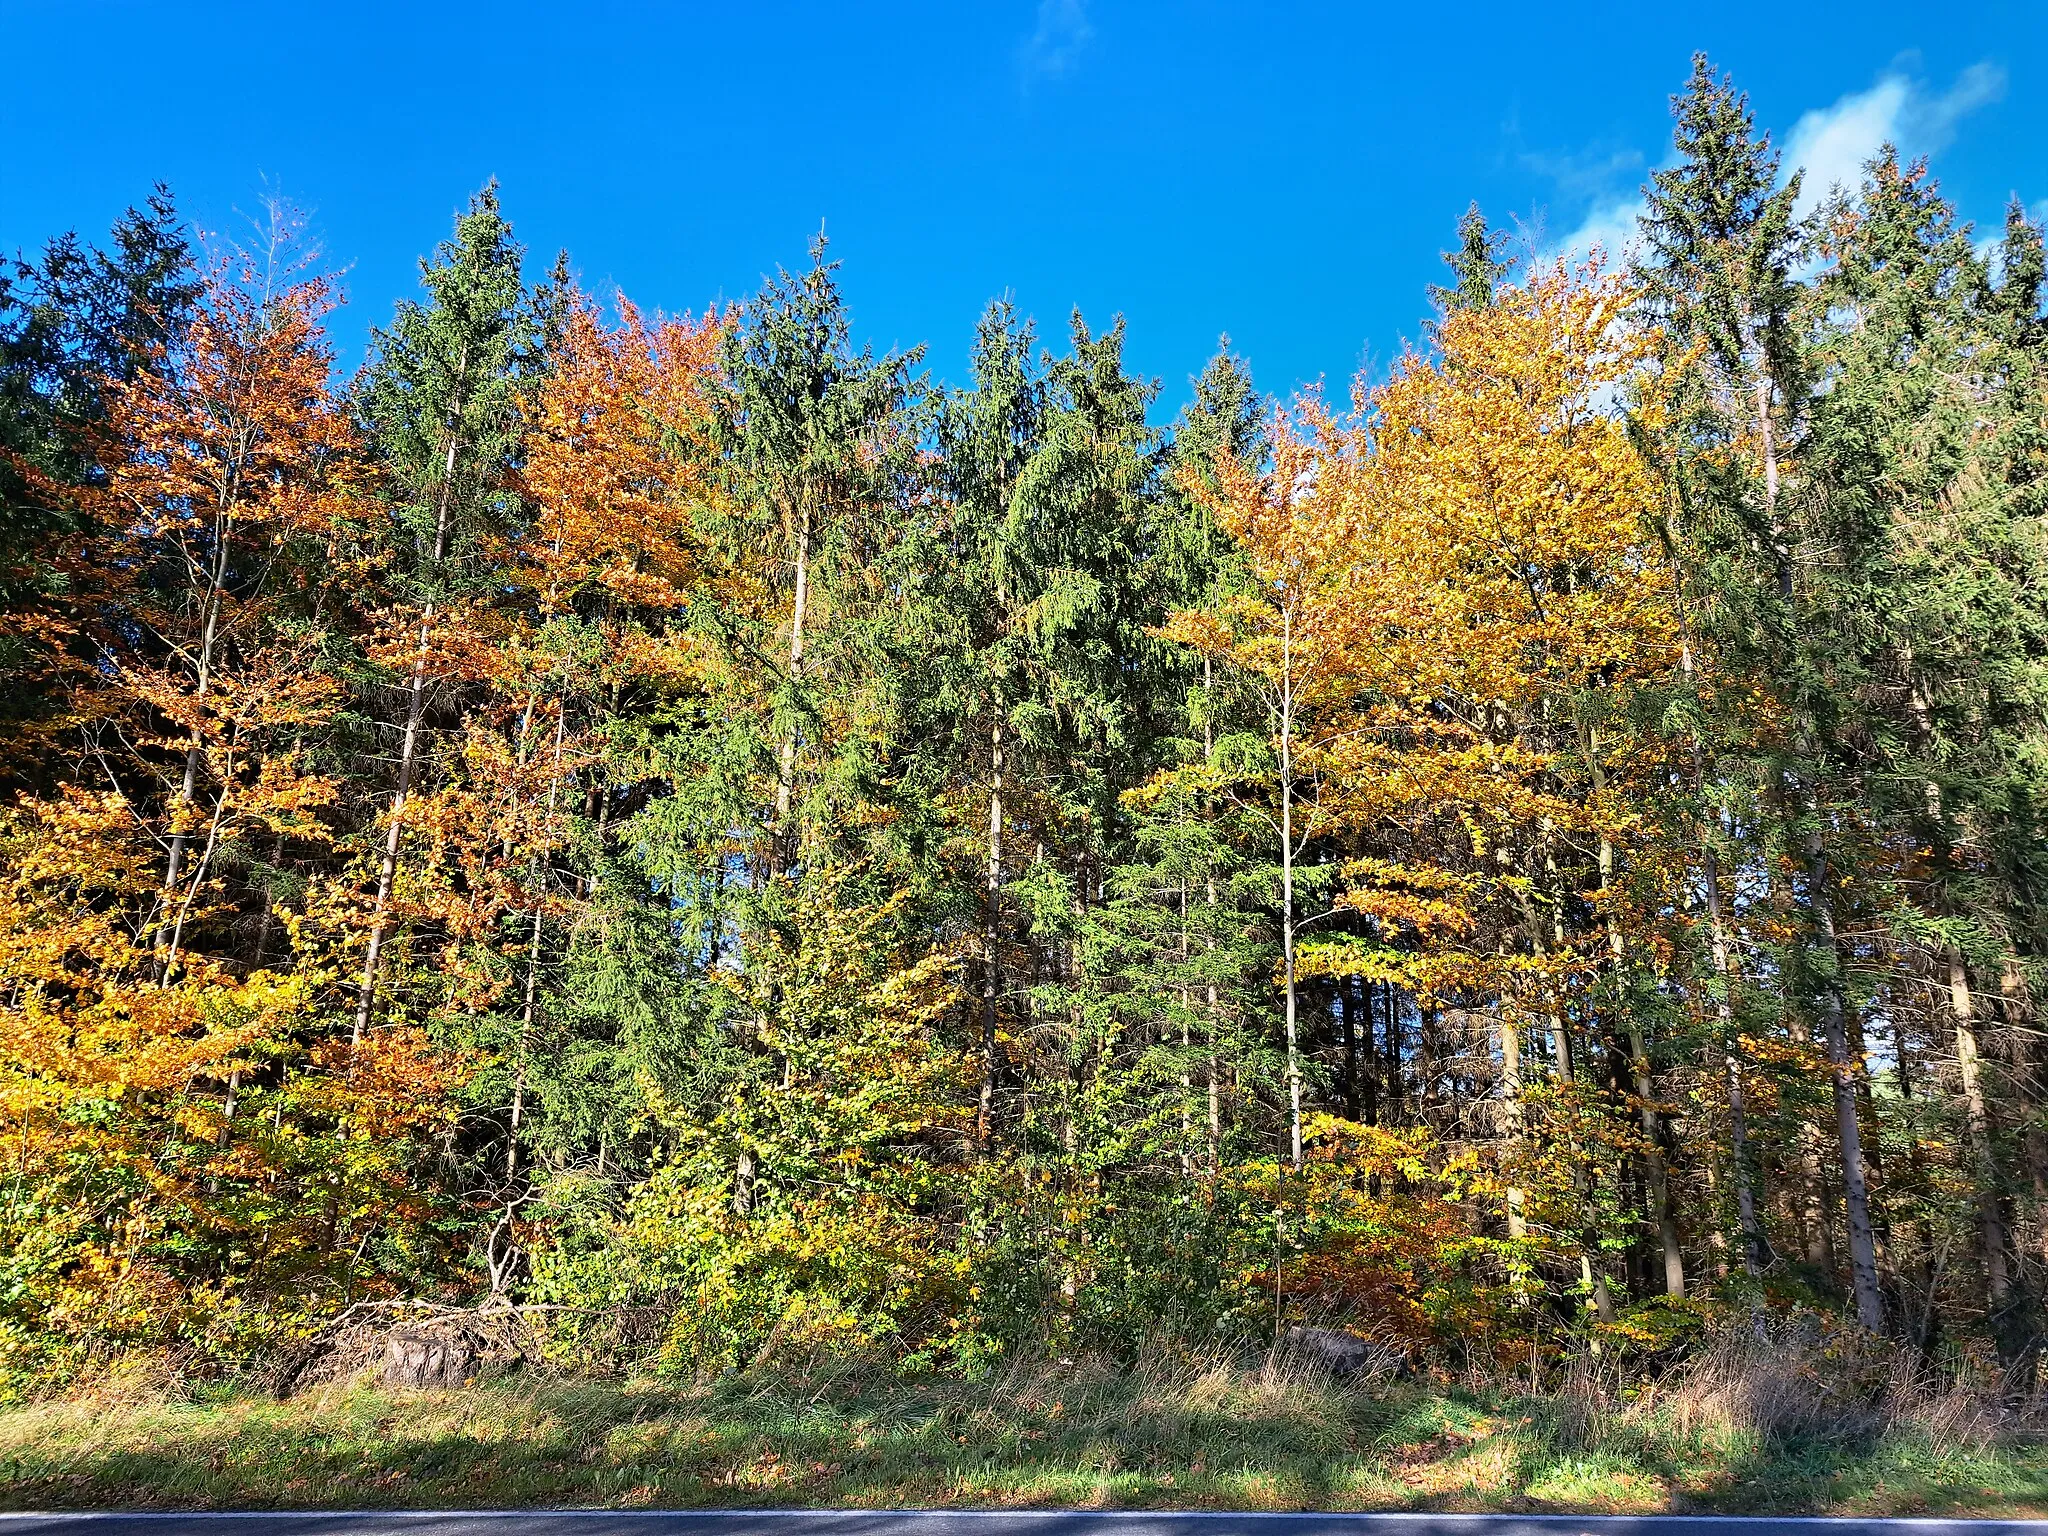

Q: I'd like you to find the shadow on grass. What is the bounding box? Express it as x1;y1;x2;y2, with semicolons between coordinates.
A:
3;1363;2046;1514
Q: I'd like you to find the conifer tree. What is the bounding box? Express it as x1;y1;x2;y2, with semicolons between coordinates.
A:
1429;203;1511;316
919;300;1048;1150
716;235;922;879
1008;312;1165;1188
0;189;199;755
351;184;537;1042
1637;56;1888;1331
1804;151;2048;1359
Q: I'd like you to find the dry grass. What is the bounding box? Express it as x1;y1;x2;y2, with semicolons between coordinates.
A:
2;1331;2046;1515
1649;1317;2036;1456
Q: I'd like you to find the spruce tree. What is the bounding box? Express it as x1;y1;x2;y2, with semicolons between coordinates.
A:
352;184;538;1041
922;299;1047;1149
1636;56;1891;1331
716;234;923;880
1805;152;2048;1360
0;189;198;753
1428;202;1511;316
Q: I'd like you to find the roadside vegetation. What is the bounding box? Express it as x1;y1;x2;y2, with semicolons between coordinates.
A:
8;47;2048;1506
5;1328;2048;1515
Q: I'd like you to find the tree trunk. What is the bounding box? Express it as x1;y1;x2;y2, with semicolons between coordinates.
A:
1203;656;1222;1175
507;703;567;1181
772;496;812;874
1278;607;1302;1171
1951;949;2024;1360
353;344;468;1046
1179;881;1193;1173
977;705;1002;1154
1382;980;1404;1122
1806;813;1886;1331
1598;811;1684;1299
1500;1007;1527;1241
161;460;241;946
1351;977;1376;1125
1628;1022;1685;1297
1704;836;1769;1274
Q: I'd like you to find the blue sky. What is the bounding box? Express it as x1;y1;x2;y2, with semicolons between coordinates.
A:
4;1;2044;415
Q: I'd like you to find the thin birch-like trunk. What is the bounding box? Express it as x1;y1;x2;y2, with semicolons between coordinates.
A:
772;495;812;873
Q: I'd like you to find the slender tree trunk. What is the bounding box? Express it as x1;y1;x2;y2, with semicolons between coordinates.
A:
1756;372;1781;527
1419;1002;1440;1130
1500;1006;1527;1241
1950;949;2022;1356
1350;977;1374;1125
1890;1020;1946;1356
1703;835;1768;1274
1598;810;1684;1298
161;464;241;932
163;769;232;985
1278;606;1302;1171
161;587;221;904
1805;808;1886;1331
772;496;812;873
1206;1024;1222;1173
1339;978;1356;1121
507;702;567;1181
1179;880;1193;1174
251;830;288;972
506;900;542;1178
1203;655;1221;1174
353;344;468;1046
977;704;1003;1153
1798;1110;1835;1270
1628;1020;1685;1297
1382;981;1404;1123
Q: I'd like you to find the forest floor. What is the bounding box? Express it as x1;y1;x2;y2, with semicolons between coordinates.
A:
3;1357;2047;1516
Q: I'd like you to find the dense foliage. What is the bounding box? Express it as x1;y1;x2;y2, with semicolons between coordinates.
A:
5;58;2048;1395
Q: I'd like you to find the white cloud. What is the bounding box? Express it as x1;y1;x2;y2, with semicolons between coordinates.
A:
1784;62;2004;217
1547;61;2006;264
1018;0;1092;84
1979;198;2048;277
1519;144;1644;205
1556;195;1647;268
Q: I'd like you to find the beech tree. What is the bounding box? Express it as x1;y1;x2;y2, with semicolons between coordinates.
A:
6;68;2048;1382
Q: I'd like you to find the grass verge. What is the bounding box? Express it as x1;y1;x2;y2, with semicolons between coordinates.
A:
3;1352;2047;1515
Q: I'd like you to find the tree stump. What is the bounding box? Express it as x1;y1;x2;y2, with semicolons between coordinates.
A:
381;1331;473;1390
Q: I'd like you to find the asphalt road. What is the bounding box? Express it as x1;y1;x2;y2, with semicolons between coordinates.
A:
1;1513;2043;1536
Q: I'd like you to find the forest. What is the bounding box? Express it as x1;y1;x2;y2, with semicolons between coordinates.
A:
3;55;2047;1406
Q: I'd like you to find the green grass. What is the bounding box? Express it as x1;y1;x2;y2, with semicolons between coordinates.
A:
3;1359;2046;1514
